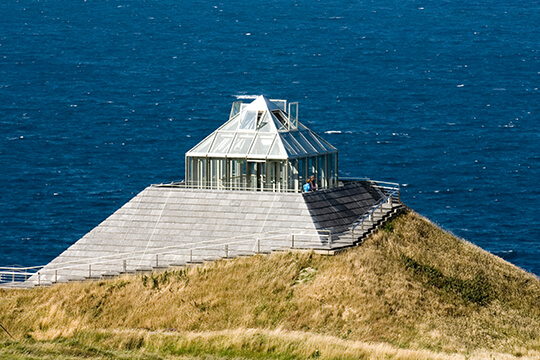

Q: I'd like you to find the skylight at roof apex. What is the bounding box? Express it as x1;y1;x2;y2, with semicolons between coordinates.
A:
229;95;302;133
229;95;285;119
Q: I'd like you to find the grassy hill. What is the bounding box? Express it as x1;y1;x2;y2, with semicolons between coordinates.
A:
1;211;539;359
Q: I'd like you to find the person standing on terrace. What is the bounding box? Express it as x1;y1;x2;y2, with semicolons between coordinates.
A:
308;175;317;191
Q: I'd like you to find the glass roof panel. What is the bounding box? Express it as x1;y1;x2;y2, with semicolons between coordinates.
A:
239;109;257;130
270;99;287;112
256;111;273;132
279;134;299;156
229;133;255;155
210;133;234;154
298;131;327;153
288;102;298;130
187;133;215;155
268;137;286;157
281;132;306;155
250;134;276;157
292;131;318;154
311;132;337;152
219;115;239;131
271;112;287;131
230;101;242;119
272;110;288;128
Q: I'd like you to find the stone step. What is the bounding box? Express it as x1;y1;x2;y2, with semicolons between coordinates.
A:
169;262;187;267
332;202;407;247
203;256;222;263
0;282;37;289
328;239;354;248
101;271;120;278
152;266;169;271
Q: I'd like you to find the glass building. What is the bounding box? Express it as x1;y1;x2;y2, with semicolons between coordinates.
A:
185;95;338;192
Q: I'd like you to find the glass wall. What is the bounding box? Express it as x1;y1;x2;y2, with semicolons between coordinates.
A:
186;153;337;192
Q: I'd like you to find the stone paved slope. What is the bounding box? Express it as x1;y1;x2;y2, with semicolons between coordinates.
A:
32;182;380;285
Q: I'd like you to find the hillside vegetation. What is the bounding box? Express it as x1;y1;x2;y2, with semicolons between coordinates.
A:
1;211;539;359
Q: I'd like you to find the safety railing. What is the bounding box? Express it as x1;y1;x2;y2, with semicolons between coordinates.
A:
0;228;332;288
153;178;342;193
339;177;400;200
0;266;41;284
158;180;301;193
154;177;393;194
350;180;401;242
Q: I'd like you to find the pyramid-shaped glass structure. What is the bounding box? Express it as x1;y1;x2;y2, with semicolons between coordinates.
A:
185;96;338;192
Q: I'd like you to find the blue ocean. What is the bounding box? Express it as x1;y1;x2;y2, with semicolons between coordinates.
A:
1;0;538;275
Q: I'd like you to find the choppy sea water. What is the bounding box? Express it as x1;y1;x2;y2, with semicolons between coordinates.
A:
1;0;538;275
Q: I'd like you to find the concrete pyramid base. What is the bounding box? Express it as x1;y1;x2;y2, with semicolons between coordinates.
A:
31;181;381;285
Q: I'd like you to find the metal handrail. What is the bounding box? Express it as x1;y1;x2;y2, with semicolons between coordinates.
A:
156;180;302;193
350;181;400;242
152;178;378;193
0;228;332;287
340;177;400;188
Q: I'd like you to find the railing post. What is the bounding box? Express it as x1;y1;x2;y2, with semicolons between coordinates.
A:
190;249;193;263
328;230;332;249
225;244;229;258
12;271;15;283
257;238;261;254
156;254;159;268
123;260;127;273
38;272;41;286
89;264;92;278
55;269;58;283
291;234;295;248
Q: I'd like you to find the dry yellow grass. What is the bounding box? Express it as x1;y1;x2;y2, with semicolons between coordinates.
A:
0;211;539;359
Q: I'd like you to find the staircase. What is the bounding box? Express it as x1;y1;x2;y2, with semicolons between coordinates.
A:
330;181;406;249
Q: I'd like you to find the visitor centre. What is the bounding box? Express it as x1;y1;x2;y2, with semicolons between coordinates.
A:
185;95;338;192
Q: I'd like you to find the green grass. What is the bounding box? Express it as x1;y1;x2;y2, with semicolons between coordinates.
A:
401;255;493;305
0;211;539;359
0;329;495;360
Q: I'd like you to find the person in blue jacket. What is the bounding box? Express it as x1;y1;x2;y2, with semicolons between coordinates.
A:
303;175;317;192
